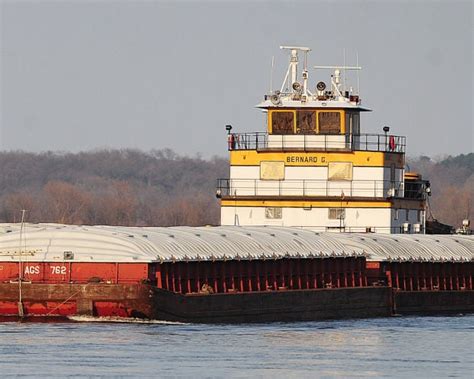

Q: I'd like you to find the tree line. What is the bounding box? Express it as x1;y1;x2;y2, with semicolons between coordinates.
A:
0;149;471;228
409;153;473;228
0;149;227;226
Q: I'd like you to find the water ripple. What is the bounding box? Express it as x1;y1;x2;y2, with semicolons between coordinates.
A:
0;315;472;378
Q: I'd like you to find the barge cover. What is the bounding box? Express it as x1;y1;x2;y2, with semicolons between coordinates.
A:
0;224;472;263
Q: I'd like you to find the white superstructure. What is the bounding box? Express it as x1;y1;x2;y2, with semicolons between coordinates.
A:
218;46;430;233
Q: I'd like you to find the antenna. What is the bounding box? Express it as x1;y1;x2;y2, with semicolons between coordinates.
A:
343;48;346;92
356;51;360;95
279;46;311;96
270;56;275;93
280;66;290;94
280;45;311;52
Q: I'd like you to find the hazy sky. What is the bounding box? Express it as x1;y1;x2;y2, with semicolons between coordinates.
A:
0;0;472;158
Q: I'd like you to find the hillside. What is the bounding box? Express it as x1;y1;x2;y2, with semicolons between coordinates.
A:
409;153;473;228
0;149;228;226
0;150;471;228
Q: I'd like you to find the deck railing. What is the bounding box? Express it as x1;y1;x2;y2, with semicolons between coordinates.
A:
228;132;406;153
217;179;427;199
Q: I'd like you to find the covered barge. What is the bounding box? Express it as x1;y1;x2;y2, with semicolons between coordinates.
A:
0;224;472;322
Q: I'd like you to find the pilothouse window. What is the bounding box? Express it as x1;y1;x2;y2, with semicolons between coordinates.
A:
296;111;316;134
318;112;341;134
271;112;294;134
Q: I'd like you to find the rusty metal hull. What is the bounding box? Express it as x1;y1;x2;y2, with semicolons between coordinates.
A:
1;283;473;322
0;283;153;320
0;283;391;322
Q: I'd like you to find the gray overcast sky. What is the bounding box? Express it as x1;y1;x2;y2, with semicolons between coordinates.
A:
0;0;472;158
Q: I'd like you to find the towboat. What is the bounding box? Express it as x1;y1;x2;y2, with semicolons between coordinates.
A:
0;46;472;322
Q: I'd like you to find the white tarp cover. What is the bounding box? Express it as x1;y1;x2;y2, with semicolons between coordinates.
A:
0;223;472;263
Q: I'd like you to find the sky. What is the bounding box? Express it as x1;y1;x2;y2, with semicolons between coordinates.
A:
0;0;472;158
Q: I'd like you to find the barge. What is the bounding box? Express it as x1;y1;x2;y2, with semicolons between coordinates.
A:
0;224;472;322
0;45;472;322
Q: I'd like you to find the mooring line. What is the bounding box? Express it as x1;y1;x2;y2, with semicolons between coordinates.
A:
45;282;91;316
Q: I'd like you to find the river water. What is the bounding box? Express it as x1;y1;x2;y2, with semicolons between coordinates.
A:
0;315;473;378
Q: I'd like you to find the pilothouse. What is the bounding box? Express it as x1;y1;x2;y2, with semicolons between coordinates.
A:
218;46;430;233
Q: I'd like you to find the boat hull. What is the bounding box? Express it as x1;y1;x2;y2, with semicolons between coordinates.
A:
150;286;392;323
394;290;474;315
0;283;152;320
0;283;473;322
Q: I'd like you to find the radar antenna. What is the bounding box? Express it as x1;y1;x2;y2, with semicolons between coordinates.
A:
279;46;311;96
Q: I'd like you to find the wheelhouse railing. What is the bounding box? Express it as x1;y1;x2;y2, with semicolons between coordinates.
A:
217;179;428;199
228;132;406;153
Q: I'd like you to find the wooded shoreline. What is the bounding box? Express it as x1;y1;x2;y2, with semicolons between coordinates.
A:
0;149;471;227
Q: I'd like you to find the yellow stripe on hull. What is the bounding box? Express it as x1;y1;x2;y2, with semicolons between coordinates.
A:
221;199;424;209
230;151;403;167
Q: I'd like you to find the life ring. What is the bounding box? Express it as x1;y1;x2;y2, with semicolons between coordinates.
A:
389;135;396;151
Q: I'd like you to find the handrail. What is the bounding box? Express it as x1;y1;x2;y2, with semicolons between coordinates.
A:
217;178;427;199
228;132;406;153
224;225;423;234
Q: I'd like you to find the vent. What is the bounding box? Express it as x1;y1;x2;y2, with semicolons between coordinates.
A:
64;251;74;260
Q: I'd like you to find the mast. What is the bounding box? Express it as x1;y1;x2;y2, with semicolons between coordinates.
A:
18;209;26;318
279;46;311;98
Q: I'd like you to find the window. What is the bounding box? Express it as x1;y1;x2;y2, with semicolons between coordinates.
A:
271;111;294;134
260;161;285;180
394;209;399;220
405;209;409;221
296;110;316;134
390;164;396;183
329;208;345;220
352;113;360;135
318;111;341;134
265;207;282;219
328;162;353;181
417;210;422;222
345;112;360;135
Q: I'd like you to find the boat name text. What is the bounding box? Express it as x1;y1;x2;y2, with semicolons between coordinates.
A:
286;156;326;163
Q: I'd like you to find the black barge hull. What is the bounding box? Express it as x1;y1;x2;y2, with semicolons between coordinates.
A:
151;286;391;323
